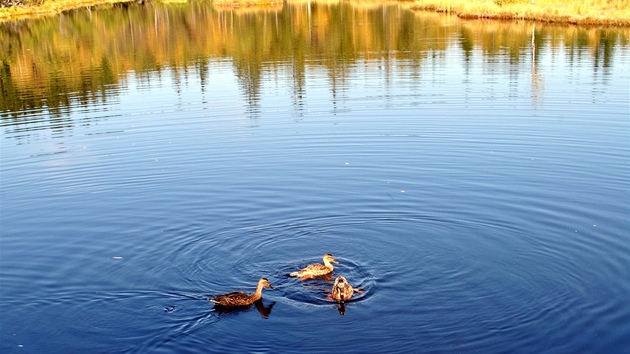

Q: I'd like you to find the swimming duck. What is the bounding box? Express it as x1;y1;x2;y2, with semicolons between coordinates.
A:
330;275;362;302
209;278;275;307
290;253;339;279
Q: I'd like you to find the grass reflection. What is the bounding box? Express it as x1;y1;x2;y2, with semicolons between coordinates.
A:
0;1;628;119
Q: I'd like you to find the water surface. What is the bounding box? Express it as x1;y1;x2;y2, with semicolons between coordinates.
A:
1;1;629;353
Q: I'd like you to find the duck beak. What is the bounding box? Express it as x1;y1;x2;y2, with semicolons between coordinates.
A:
333;259;340;264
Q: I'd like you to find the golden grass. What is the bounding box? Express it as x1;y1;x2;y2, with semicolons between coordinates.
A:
0;0;122;20
212;0;283;8
1;0;629;25
409;0;630;26
212;0;282;8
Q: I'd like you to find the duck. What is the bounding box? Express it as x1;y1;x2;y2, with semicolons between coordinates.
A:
209;278;275;307
290;253;339;279
330;275;362;302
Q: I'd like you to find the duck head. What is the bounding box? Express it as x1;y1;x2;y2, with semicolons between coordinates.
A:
324;253;340;264
259;277;275;290
333;275;349;290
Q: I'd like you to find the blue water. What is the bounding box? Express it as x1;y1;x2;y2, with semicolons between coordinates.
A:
1;4;629;353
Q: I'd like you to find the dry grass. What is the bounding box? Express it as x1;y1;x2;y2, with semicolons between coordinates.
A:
410;0;630;26
1;0;629;25
212;0;282;8
0;0;122;19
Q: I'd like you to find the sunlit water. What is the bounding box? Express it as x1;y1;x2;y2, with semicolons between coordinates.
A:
1;2;629;353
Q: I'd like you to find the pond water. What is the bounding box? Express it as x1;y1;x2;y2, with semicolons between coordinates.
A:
1;1;629;352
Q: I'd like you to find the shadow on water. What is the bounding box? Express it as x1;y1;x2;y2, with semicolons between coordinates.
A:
335;302;350;316
211;300;276;319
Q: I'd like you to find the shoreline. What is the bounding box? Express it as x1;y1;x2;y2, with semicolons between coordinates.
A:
410;0;630;27
0;0;127;20
1;0;629;26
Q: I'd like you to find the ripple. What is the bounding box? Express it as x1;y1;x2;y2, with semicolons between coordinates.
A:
2;10;628;351
156;216;386;304
279;257;376;307
148;213;485;311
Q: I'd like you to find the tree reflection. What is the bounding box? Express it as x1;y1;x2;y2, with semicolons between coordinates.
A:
0;1;627;132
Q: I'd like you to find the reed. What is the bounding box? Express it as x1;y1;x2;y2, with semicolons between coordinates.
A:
1;0;123;19
410;0;630;26
212;0;282;8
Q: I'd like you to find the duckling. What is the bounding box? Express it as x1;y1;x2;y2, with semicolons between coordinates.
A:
330;275;362;302
290;253;339;279
209;278;275;307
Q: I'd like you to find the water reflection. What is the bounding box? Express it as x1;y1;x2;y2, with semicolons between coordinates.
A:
1;1;627;131
337;302;347;316
212;300;276;319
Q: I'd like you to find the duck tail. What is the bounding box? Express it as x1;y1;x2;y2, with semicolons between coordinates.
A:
289;271;300;277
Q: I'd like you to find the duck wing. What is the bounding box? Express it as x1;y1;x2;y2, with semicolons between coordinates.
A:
332;285;355;301
291;263;329;276
304;263;328;272
210;291;251;306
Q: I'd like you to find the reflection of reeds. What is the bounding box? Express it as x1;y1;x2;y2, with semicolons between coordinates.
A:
213;0;283;8
1;1;627;116
342;0;403;11
213;3;283;13
287;0;340;4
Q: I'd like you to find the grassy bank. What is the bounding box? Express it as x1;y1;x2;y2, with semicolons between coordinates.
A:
0;0;124;19
0;0;629;25
411;0;630;26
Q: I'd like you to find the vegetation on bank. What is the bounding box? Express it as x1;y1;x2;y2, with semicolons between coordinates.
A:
0;0;122;19
0;0;629;25
411;0;630;26
212;0;280;7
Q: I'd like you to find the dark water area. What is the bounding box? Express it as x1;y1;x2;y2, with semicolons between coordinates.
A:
1;1;629;353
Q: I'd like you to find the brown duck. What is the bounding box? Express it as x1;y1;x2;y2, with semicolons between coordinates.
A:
330;275;362;302
209;278;275;307
290;254;339;279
